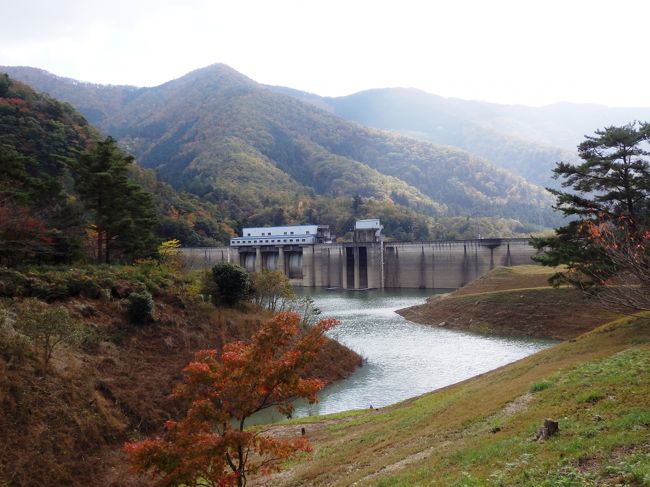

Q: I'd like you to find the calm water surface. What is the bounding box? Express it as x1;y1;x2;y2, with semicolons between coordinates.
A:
253;289;553;424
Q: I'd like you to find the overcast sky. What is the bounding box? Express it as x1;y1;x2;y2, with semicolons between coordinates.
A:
1;0;649;107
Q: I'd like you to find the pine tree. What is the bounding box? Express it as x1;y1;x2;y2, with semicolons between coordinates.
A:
74;137;158;263
533;122;650;284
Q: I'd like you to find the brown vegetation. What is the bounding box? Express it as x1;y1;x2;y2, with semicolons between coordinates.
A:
398;265;619;340
0;270;360;487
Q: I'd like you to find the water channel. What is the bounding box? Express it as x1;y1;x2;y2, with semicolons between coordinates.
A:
252;289;554;424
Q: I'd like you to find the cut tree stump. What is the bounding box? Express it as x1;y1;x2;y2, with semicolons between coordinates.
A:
535;419;559;441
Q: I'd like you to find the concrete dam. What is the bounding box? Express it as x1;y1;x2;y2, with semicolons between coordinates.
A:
182;237;541;290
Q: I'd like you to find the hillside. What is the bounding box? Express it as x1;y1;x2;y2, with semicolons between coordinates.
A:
260;314;650;486
0;73;231;253
398;266;620;340
0;65;560;235
0;265;361;486
272;86;650;190
302;87;580;188
0;66;142;127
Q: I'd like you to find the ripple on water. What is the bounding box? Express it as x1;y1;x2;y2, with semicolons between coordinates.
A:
250;289;554;424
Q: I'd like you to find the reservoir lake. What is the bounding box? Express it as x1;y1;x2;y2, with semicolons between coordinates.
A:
252;289;554;424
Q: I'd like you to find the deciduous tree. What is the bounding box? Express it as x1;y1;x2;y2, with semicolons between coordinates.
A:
582;218;650;313
125;312;338;487
251;270;295;311
0;199;55;265
15;299;85;375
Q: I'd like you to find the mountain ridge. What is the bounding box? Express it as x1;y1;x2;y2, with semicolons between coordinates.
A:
1;64;563;235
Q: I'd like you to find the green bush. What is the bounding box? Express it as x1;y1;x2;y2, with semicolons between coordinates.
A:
208;262;251;307
79;325;101;352
27;278;70;302
0;268;29;297
530;381;553;393
251;270;295;311
68;275;104;299
126;292;155;325
577;391;605;403
110;279;146;299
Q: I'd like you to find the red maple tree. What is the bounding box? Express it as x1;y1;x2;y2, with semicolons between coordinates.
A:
124;312;338;487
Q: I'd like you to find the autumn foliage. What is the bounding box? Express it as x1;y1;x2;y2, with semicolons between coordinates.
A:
583;217;650;312
124;312;338;487
0;202;54;265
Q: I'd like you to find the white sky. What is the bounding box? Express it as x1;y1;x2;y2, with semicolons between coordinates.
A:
1;0;649;107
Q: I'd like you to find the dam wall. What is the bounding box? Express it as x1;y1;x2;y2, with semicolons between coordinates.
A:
181;238;540;290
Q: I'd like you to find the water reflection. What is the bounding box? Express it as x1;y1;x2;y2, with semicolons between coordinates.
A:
251;289;553;424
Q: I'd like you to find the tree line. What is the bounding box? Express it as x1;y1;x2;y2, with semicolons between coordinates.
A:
0;73;231;265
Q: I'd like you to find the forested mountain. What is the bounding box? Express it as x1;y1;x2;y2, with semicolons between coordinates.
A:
1;64;560;236
2;66;142;127
0;74;230;264
291;88;579;188
271;87;650;188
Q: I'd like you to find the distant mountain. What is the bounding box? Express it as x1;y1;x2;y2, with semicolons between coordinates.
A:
304;88;579;188
314;87;650;150
1;64;561;235
268;87;650;188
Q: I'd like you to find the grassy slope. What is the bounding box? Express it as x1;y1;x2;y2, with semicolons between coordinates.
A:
254;266;648;486
264;316;650;486
398;266;619;340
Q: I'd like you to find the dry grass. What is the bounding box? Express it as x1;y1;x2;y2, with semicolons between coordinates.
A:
399;265;619;340
452;265;560;296
0;269;361;487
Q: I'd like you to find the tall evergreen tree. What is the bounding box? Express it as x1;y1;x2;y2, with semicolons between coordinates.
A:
74;137;158;263
533;122;650;284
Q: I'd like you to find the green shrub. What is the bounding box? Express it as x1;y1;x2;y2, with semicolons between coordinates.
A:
110;279;146;299
252;270;295;311
126;292;155;325
68;275;104;299
577;391;605;403
0;268;29;297
530;381;553;393
27;278;70;302
207;262;251;307
79;325;101;352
